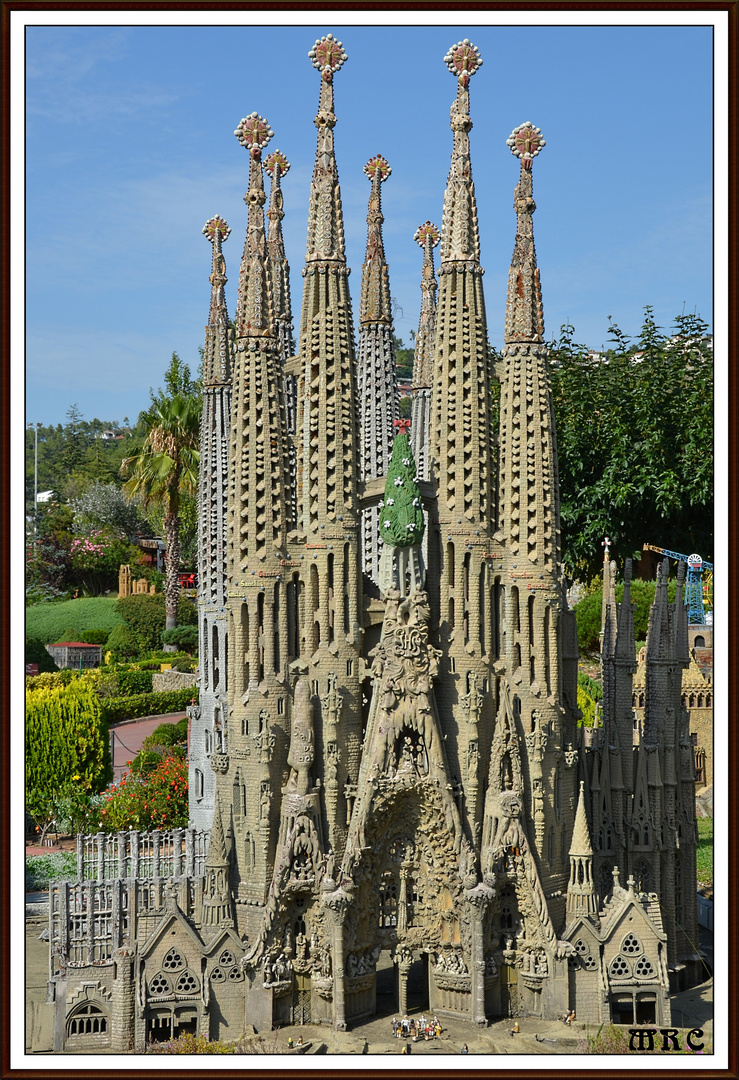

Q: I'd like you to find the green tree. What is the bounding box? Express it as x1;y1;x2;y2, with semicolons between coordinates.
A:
550;308;713;580
380;431;424;547
121;387;200;642
71;481;149;541
394;335;415;381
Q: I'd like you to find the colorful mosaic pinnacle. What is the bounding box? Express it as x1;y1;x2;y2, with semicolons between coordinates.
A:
234;112;274;156
264;150;290;179
202;215;231;243
363;154;391;181
443;38;483;82
414;220;440;248
507;122;546;169
309;32;347;78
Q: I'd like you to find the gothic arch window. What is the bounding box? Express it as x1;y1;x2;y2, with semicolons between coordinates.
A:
634;956;656;980
205;729;212;755
194;769;204;802
621;934;642;955
694;635;705;648
149;972;172;996
675;852;683;915
67;1002;108;1037
609;955;631;979
599;863;614;901
219;950;236;966
175;970;200;995
706;692;712;707
212;623;220;689
689;693;696;708
547;827;555;866
162;948;185;971
202;616;209;689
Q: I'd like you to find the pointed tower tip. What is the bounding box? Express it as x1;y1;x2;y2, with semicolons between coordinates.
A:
569;781;593;856
364;154;391;181
264;150;290;180
235;112;274;158
415;221;440;249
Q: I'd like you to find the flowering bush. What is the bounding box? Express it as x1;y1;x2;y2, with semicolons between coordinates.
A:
95;755;188;832
69;529;143;595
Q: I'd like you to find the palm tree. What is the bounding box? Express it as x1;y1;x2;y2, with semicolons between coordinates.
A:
120;394;200;643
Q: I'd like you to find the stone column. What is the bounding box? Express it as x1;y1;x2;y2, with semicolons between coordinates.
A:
397;950;413;1016
324;888;349;1031
466;883;494;1026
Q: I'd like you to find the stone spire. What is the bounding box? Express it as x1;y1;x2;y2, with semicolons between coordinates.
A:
430;40;495;532
410;222;439;482
292;34;363;853
264;150;297;429
496;122;560;570
566;782;597;921
224;114;293;902
230;112;291;561
189;216;233;830
201;795;233;928
358;153;399;582
296;34;361;532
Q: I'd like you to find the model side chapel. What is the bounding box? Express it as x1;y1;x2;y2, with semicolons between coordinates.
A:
43;35;700;1052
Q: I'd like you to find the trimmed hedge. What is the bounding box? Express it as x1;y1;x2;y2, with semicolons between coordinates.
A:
117;670;153;696
100;687;198;725
26;679;111;798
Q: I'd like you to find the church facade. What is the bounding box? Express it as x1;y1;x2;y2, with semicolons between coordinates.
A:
41;35;701;1053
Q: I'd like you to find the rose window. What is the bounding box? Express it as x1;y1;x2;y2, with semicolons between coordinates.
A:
175;970;199;995
609;955;631;979
162;948;185;971
149;973;172;996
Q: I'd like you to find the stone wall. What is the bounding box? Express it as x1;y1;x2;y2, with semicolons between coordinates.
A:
152;670;197;692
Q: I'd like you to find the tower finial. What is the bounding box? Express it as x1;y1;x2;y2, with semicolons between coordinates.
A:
234;113;274;337
305;34;348;262
504;121;546;344
201;216;232;385
439;40;483;265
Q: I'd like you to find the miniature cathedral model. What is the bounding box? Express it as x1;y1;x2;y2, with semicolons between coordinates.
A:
44;35;700;1052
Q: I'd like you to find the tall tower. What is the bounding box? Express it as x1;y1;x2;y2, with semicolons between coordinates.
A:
264;150;298;525
481;118;579;980
222;112;294;909
292;34;364;856
357;154;399;583
428;40;497;843
190;215;234;829
410;221;440;483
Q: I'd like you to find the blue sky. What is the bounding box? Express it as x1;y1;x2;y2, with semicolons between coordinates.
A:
23;19;715;427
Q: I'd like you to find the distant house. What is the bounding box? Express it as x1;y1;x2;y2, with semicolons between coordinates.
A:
45;642;102;670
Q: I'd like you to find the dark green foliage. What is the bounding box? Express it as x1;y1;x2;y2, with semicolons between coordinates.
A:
550;309;713;580
144;717;188;748
99;687;197;725
161;625;199;652
573;575;678;654
56;627;80;643
106;624;141;660
26;597;124;644
80;628;110;645
577;671;603;701
380;433;424;547
116;670;153;696
25;638;59;673
116;592;196;651
696;818;713;886
173;659;196;673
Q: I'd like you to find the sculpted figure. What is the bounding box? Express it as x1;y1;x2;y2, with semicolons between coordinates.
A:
288;677;315;794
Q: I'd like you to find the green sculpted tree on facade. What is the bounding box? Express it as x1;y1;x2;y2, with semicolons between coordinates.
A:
379;421;425;548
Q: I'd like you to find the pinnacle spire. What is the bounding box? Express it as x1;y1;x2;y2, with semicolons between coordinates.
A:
504;123;546;344
359;155;393;325
234;113;275;336
412;222;439;389
569;782;593;856
201;216;233;385
305;33;348;262
264;150;295;363
357;153;399;580
439;40;483;265
206;792;229;868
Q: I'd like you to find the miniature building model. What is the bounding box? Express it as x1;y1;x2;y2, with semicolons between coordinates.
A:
42;35;700;1051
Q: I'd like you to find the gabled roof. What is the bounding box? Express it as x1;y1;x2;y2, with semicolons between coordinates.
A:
139;905;206;960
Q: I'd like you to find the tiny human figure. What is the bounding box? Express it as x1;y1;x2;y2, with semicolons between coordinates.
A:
297;1035;304;1046
512;1021;520;1034
461;1044;469;1055
565;1009;575;1025
287;1037;294;1048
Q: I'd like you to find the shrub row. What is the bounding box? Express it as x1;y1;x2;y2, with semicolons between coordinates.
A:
26;679;111;798
100;687;198;725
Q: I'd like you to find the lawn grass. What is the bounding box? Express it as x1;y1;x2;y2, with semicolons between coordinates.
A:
696;817;713;887
26;596;124;643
